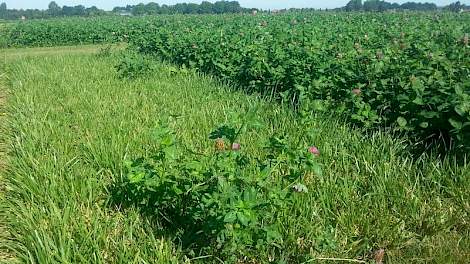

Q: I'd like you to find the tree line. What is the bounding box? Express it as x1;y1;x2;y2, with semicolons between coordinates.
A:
0;2;108;20
114;1;252;15
1;1;469;20
343;0;469;12
0;1;253;20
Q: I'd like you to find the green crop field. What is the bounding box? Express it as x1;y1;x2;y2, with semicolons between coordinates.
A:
0;12;469;264
4;17;132;47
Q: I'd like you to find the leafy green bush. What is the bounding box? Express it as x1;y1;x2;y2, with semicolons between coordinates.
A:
115;52;155;79
114;116;322;261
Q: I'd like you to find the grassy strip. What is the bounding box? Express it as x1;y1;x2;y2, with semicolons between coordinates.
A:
0;51;179;263
0;70;6;174
0;44;124;59
0;57;15;263
0;48;468;263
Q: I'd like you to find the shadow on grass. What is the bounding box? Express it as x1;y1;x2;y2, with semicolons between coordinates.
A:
406;129;469;165
106;174;223;258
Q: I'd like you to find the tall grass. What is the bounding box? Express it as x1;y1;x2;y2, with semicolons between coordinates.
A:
0;57;14;263
0;49;468;263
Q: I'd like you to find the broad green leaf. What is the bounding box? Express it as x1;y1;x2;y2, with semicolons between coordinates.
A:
237;212;250;226
449;118;463;130
455;105;466;117
128;171;145;184
397;117;407;127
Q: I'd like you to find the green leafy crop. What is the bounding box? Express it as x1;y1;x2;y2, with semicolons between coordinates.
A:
125;12;470;149
5;16;136;47
115;116;322;261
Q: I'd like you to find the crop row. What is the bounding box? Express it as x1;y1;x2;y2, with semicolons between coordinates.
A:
3;16;140;47
127;13;470;149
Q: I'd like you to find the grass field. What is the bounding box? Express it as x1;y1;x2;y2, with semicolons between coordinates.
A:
0;46;10;263
0;46;468;263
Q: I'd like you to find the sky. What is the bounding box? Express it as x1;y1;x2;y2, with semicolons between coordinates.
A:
3;0;470;11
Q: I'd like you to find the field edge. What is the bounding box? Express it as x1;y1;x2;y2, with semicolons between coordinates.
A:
0;61;16;263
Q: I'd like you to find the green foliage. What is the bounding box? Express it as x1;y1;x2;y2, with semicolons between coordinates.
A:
346;0;363;11
117;116;322;261
0;21;11;48
0;2;107;20
5;16;133;47
120;0;249;16
115;52;154;79
126;12;470;149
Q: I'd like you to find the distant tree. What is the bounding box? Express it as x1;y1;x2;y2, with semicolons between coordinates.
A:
61;5;86;16
1;1;108;20
0;2;6;18
118;1;248;16
199;1;213;14
113;5;133;13
345;0;363;11
400;2;437;11
224;1;242;13
185;3;199;14
445;1;465;12
363;0;379;11
86;6;104;16
0;1;251;19
343;0;440;12
146;2;160;14
173;3;186;14
48;1;61;16
62;6;72;16
131;3;146;15
363;0;396;12
75;5;86;16
48;1;59;10
213;1;226;13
